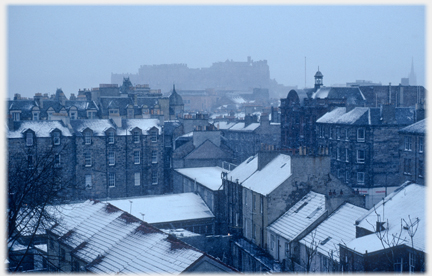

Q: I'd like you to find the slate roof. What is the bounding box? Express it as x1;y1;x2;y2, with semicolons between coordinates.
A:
317;106;415;126
173;140;196;159
7;120;73;138
121;118;161;135
241;154;291;196
175;167;227;191
107;193;214;224
228;122;260;132
227;155;259;184
47;200;210;274
346;182;425;254
186;140;232;160
399;119;426;135
312;87;366;104
267;191;326;242
299;203;367;260
69;119;117;136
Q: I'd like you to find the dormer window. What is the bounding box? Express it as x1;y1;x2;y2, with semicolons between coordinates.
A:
84;132;91;145
151;129;158;142
11;112;20;122
32;112;39;121
53;132;61;145
133;130;140;143
108;132;115;144
70;112;77;120
26;133;34;146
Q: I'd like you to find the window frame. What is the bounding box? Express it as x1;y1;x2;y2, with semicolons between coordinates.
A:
357;172;365;184
53;132;61;145
134;172;140;186
152;150;158;163
133;131;140;143
151;171;158;185
404;136;412;151
357;149;365;163
134;150;140;164
108;132;115;144
419;137;424;153
84;151;92;167
357;128;365;142
108;172;115;187
108;151;115;166
84;132;92;145
85;175;92;189
26;132;34;146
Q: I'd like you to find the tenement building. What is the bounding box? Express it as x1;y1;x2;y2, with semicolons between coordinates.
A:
315;105;422;189
7;118;165;201
280;70;427;154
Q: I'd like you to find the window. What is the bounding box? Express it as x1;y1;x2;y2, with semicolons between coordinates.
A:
28;155;33;169
134;151;140;164
152;171;158;185
32;112;39;121
357;149;365;163
134;172;140;186
87;111;96;119
108;172;115;187
133;131;140;143
319;126;324;138
337;147;341;161
12;112;20;121
329;128;333;139
84;151;91;167
108;151;115;166
152;151;157;163
54;154;61;167
252;224;256;239
345;170;350;183
85;175;92;189
47;111;53;120
404;136;412;151
357;128;365;142
151;130;158;142
419;137;424;153
404;158;412;175
344;129;348;140
108;132;115;144
285;242;289;257
336;128;340;140
84;132;91;145
419;160;424;178
409;253;416;273
26;132;34;146
357;172;365;184
345;148;349;162
260;196;263;214
53;132;60;145
394;258;403;272
70;112;77;120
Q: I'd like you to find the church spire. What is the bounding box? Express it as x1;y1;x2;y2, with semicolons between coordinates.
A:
409;58;417;85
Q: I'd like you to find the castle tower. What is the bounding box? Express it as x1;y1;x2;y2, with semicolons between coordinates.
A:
169;84;184;119
314;67;324;91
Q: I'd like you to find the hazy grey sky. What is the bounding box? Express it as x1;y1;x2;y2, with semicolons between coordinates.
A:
7;5;426;99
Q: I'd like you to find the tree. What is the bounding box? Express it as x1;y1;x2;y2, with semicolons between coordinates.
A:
7;143;74;272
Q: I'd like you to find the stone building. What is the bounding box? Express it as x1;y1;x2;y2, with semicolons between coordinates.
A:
217;113;281;164
398;119;426;185
279;70;426;154
315;105;419;190
8;118;165;201
221;151;364;273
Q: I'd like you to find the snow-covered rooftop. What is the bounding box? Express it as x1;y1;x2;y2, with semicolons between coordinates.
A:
8;120;72;138
47;200;206;274
267;191;326;241
70;119;116;136
121;118;161;135
227;155;259;184
229;122;260;132
399;119;426;135
242;154;291;196
346;183;425;254
300;203;367;260
106;193;214;224
175;167;227;191
316;107;370;125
